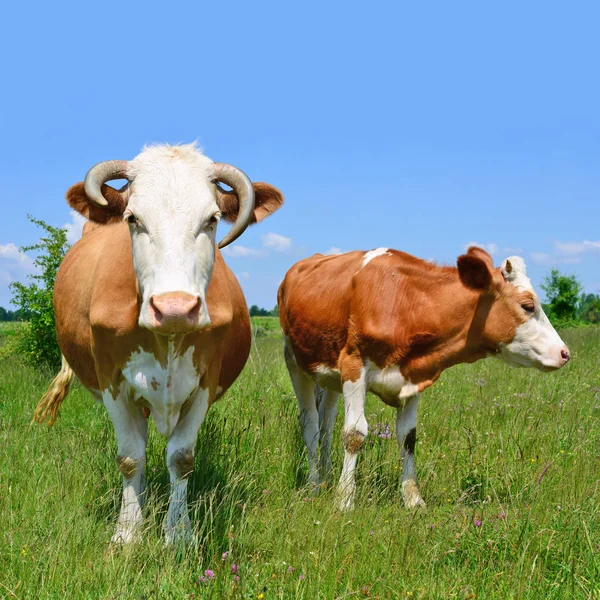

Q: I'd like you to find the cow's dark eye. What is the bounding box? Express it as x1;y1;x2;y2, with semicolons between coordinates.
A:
207;214;219;231
521;302;535;314
125;214;137;225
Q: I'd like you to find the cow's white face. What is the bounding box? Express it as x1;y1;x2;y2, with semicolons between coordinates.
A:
124;146;221;333
496;256;570;371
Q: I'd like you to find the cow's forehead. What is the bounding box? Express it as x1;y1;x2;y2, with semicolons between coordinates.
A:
501;256;535;293
126;144;217;215
129;145;214;192
509;271;535;293
128;144;214;179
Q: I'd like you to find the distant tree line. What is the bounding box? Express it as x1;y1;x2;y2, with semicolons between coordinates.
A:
0;307;26;321
249;305;279;317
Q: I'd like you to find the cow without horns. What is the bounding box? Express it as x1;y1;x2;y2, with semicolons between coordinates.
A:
278;247;570;511
35;144;283;545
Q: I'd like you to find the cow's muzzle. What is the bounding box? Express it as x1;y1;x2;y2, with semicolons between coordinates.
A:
149;292;201;334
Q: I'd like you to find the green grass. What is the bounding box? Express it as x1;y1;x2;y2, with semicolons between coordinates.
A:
1;327;599;599
0;321;24;349
251;316;281;338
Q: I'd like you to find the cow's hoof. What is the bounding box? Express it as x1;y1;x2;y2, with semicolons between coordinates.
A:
164;526;195;548
110;527;140;546
402;480;426;510
335;494;355;513
104;529;140;556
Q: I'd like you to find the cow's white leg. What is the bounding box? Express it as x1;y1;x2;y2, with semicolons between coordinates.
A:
164;387;209;546
318;388;340;485
396;394;425;508
284;340;320;489
336;364;368;512
103;388;148;545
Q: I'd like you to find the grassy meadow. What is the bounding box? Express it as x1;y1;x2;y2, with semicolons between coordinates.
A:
1;321;599;599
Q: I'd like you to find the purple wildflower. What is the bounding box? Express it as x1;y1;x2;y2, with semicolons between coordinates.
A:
299;574;306;581
231;563;238;574
234;575;240;582
474;519;482;527
204;569;215;579
222;551;229;560
287;565;295;574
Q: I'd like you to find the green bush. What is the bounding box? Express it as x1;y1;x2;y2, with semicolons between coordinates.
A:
5;216;69;370
541;269;581;325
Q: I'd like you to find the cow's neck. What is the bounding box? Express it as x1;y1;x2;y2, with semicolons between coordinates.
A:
400;275;493;388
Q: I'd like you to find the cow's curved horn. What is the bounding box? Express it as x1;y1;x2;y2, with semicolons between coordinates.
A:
84;160;130;207
213;163;255;248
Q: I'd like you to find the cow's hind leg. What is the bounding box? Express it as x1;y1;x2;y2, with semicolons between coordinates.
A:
318;387;340;485
164;387;209;546
336;353;368;511
103;389;148;545
396;394;425;508
284;339;320;490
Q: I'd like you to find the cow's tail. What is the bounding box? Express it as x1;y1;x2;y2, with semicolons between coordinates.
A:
34;354;74;425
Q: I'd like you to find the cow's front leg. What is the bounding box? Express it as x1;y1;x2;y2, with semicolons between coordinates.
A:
103;388;148;545
336;354;368;512
396;394;425;508
164;387;209;546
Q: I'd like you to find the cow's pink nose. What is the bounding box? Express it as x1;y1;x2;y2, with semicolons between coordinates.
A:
560;347;570;363
149;292;200;333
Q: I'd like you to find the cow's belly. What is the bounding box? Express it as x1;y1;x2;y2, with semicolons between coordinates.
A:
312;364;343;392
121;345;201;436
308;361;419;405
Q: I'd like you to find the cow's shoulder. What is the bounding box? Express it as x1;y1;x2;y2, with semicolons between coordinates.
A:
348;251;449;364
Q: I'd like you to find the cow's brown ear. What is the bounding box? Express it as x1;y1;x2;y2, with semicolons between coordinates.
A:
66;182;128;224
457;251;494;291
218;182;284;224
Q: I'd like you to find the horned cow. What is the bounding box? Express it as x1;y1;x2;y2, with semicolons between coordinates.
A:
36;144;283;545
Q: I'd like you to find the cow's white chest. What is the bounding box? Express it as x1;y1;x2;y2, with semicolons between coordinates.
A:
122;345;200;436
366;362;419;402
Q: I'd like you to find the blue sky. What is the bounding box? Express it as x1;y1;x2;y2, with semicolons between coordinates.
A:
1;1;598;310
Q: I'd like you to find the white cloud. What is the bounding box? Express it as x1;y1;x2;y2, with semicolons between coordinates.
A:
261;232;292;252
325;246;343;255
222;232;292;258
0;243;37;307
63;210;87;245
529;239;600;266
238;271;250;280
464;241;499;255
554;240;600;256
222;245;264;258
0;243;35;267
